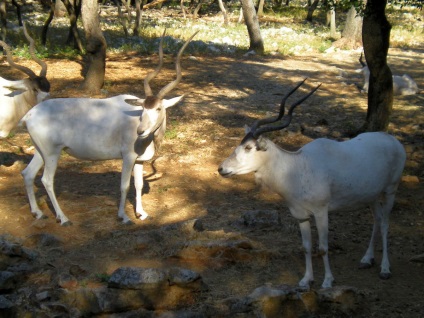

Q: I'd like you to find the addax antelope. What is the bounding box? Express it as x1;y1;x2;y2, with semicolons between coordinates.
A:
0;24;49;138
22;30;198;225
218;79;406;288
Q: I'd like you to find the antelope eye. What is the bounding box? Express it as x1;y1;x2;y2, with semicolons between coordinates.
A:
156;108;162;112
244;145;252;151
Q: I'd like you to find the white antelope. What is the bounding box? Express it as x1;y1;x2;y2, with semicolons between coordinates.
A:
218;79;406;289
0;25;50;138
21;30;197;226
356;54;419;95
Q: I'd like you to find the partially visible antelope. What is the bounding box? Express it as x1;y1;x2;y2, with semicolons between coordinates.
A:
218;79;406;289
21;30;198;226
356;53;419;95
0;24;50;138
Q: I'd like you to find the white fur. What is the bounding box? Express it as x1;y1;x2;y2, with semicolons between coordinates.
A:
219;131;406;289
21;94;183;225
0;77;49;138
356;65;419;95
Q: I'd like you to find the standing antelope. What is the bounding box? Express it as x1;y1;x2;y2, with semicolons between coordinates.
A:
218;79;406;289
0;24;50;138
21;30;197;226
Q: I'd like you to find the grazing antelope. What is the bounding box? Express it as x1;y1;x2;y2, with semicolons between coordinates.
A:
218;79;406;288
21;30;197;226
0;24;50;138
356;53;419;95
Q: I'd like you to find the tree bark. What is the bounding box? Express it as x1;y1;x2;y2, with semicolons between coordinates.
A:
306;0;319;22
133;0;142;36
240;0;264;53
0;0;6;45
41;1;54;47
81;0;107;94
334;6;362;49
328;8;336;39
362;0;393;132
257;0;265;16
63;0;84;52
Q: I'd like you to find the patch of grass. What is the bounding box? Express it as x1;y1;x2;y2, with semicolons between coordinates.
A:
165;120;179;139
95;273;111;283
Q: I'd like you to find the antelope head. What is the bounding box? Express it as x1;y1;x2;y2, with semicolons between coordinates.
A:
0;23;50;103
126;30;198;147
218;79;321;177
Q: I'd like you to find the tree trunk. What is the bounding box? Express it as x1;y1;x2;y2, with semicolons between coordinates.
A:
133;0;142;36
257;0;265;16
329;8;336;39
11;0;22;26
41;1;54;47
240;0;264;53
81;0;107;94
63;0;84;52
334;6;362;49
306;0;319;22
0;0;6;46
362;0;392;132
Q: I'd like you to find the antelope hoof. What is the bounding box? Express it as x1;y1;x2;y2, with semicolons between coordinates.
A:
32;212;48;220
359;259;375;269
61;221;73;227
136;213;149;220
123;219;135;225
379;272;391;280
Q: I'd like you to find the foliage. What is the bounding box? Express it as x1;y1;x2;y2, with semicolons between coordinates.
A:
1;1;422;58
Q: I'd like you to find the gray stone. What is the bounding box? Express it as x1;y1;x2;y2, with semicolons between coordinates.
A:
241;210;281;228
108;267;167;289
0;271;18;291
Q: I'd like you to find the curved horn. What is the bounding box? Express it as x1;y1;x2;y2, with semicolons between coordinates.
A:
250;78;308;132
23;22;48;77
252;82;322;138
144;29;166;97
157;30;199;99
359;52;366;67
0;40;37;78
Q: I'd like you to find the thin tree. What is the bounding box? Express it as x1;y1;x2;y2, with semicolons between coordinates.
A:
81;0;107;93
362;0;393;132
0;0;6;45
240;0;264;53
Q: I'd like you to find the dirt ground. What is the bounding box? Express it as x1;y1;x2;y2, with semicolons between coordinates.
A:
1;46;423;317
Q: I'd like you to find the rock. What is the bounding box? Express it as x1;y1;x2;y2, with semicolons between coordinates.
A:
248;285;314;317
23;233;63;248
175;239;266;269
317;285;360;314
108;267;167;289
212;284;362;318
57;273;79;290
401;175;420;183
61;267;205;313
0;271;18;291
0;295;16;317
409;253;424;263
162;219;204;233
241;210;280;228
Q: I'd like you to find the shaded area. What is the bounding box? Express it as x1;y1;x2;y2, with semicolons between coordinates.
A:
0;47;423;316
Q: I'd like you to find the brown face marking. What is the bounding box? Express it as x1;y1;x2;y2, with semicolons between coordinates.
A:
143;96;161;109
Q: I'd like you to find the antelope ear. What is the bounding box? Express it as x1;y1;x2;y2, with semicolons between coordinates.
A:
125;98;145;106
4;80;28;92
163;95;184;109
256;136;268;151
244;125;252;134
